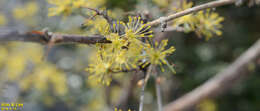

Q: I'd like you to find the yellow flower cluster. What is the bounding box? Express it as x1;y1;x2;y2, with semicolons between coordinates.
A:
143;40;176;72
0;13;7;26
195;10;224;40
0;43;67;96
48;0;106;16
20;63;67;96
46;0;176;86
172;0;224;40
114;108;131;111
12;2;38;20
152;0;169;8
83;17;110;35
86;16;175;85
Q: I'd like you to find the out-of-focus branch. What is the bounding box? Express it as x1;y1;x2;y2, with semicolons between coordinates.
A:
116;70;140;108
148;0;236;26
0;29;111;44
163;39;260;111
139;65;154;111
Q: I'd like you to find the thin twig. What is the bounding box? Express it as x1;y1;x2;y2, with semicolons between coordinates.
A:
163;38;260;111
155;69;163;111
139;65;154;111
148;0;236;26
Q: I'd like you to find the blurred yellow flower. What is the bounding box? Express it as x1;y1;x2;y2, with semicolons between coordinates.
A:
6;55;26;81
12;2;38;20
195;10;224;40
172;0;224;40
21;63;67;96
83;17;110;35
114;108;132;111
153;0;169;8
48;0;106;16
0;43;67;97
0;13;7;25
86;50;113;86
48;0;72;16
72;0;87;8
0;47;8;66
172;0;196;32
197;99;217;111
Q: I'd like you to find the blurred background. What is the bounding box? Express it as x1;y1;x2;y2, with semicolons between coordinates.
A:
0;0;259;111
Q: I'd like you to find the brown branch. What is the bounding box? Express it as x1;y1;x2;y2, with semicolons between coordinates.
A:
148;0;236;27
163;39;260;111
0;29;111;45
139;65;154;111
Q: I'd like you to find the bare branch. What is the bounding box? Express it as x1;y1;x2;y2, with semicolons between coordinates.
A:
163;39;260;111
148;0;236;27
155;70;163;111
0;29;111;44
139;65;154;111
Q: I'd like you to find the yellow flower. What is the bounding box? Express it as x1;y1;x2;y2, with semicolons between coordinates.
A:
0;47;8;66
0;13;7;25
72;0;87;8
197;99;217;111
83;17;110;35
172;1;224;40
21;63;67;96
26;2;38;15
6;55;26;81
153;0;169;8
114;49;138;70
48;0;106;16
114;108;132;111
172;0;196;32
121;16;153;38
86;50;113;86
180;0;193;10
106;33;127;49
143;40;176;72
85;16;156;85
48;0;72;16
79;0;106;8
195;10;224;40
12;2;38;20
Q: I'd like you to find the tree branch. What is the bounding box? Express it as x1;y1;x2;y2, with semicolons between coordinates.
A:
163;39;260;111
0;29;111;44
148;0;236;26
155;70;163;111
0;0;237;45
139;65;154;111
